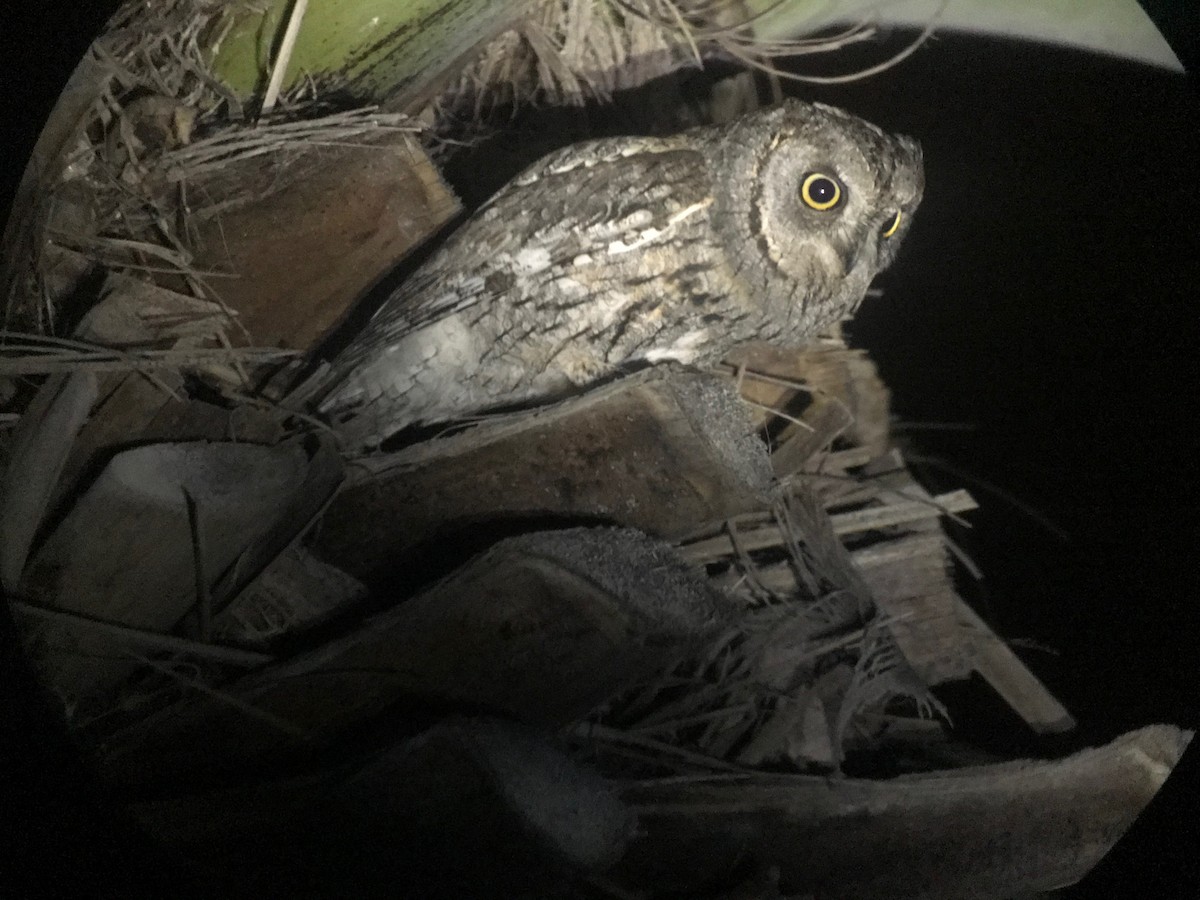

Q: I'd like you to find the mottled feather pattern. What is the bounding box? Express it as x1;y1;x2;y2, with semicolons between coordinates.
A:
318;100;923;448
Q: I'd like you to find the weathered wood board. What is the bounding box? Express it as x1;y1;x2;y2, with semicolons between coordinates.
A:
614;725;1193;898
16;440;317;707
0;370;97;591
316;367;777;582
181;129;459;352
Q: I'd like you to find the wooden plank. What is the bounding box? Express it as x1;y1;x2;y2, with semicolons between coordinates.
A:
743;532;950;589
956;594;1077;734
833;489;978;534
678;490;978;564
614;725;1192;898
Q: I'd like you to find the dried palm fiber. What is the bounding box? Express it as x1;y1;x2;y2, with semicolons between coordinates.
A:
433;0;941;119
0;0;418;344
573;483;952;778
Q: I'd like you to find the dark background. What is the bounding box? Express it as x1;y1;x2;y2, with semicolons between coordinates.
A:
2;3;1198;897
793;29;1200;898
795;27;1200;743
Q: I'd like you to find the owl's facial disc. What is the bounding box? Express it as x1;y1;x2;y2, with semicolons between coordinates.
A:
749;104;923;295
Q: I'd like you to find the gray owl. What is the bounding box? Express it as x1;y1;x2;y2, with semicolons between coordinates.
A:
317;99;923;448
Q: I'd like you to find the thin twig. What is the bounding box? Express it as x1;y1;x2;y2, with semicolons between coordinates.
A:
740;397;816;433
182;488;211;641
569;722;746;773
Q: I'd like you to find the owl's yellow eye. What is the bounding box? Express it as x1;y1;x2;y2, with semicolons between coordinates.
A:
800;172;842;211
881;210;902;238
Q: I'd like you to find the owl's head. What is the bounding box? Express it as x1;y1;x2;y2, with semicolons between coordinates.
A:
708;99;924;335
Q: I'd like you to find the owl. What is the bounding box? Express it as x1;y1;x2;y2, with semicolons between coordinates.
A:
316;99;923;449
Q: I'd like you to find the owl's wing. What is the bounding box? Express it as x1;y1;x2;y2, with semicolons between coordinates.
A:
313;136;717;443
332;135;710;350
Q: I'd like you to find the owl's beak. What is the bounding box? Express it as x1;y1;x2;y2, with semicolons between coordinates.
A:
844;231;881;279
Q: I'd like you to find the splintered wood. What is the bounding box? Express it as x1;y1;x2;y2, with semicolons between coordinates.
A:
6;333;1077;784
75;334;1172;900
701;342;1074;733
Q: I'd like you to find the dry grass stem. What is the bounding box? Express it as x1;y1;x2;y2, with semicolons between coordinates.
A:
570;722;748;773
0;331;296;376
131;653;310;740
10;599;273;667
438;0;944;118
